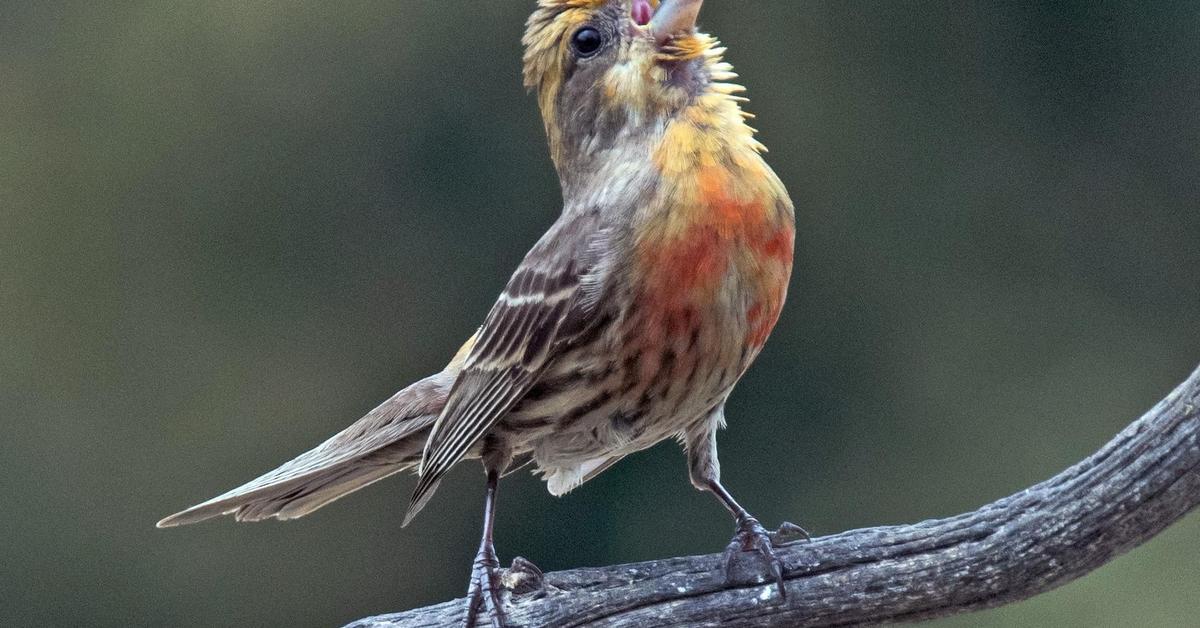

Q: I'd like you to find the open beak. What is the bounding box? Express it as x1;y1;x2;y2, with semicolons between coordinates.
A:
649;0;703;44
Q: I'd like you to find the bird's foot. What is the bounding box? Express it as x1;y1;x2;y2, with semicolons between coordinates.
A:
720;516;809;601
464;552;544;627
464;546;507;628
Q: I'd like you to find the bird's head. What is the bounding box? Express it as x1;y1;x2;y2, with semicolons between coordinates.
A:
523;0;755;184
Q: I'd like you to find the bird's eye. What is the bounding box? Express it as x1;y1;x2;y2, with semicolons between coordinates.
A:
571;27;603;58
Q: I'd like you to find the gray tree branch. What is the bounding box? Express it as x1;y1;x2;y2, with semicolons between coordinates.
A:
349;364;1200;627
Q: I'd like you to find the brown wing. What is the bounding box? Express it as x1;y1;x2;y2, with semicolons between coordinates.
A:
402;217;604;525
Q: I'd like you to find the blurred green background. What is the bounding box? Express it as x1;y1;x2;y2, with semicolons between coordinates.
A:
3;1;1199;626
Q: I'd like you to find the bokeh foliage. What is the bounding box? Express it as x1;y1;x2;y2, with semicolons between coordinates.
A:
3;2;1199;626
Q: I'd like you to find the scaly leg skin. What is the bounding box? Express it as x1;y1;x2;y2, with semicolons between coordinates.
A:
465;544;506;628
463;470;510;628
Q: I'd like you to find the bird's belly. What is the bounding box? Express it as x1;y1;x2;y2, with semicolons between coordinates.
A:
501;296;753;478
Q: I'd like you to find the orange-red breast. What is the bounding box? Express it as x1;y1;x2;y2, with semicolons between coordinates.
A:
159;0;801;623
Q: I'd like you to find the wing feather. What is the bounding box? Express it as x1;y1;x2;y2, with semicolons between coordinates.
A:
402;219;599;525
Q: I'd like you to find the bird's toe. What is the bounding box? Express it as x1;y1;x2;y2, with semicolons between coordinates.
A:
770;521;812;546
502;556;544;596
720;516;792;601
464;549;509;628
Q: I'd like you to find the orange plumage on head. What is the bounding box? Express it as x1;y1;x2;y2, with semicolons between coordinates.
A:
496;0;788;351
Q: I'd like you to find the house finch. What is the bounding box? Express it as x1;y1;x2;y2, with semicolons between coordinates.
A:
159;0;803;624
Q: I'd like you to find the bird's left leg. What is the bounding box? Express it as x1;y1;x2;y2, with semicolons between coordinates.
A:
684;413;809;599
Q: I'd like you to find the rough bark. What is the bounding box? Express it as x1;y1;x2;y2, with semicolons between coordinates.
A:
348;364;1200;627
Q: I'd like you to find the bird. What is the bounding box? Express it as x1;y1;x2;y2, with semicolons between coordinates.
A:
158;0;803;624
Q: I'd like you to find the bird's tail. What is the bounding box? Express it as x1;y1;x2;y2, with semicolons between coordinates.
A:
156;371;453;528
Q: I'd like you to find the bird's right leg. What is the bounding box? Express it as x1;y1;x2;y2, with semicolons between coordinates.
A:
464;469;507;628
461;467;545;627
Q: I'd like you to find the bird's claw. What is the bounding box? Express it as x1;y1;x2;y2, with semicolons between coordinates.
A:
502;556;544;596
770;521;811;546
464;547;508;628
720;516;804;601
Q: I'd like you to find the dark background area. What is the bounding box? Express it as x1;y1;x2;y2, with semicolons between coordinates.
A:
3;1;1199;626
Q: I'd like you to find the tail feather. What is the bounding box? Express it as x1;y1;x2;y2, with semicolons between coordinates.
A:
236;460;403;522
157;371;452;528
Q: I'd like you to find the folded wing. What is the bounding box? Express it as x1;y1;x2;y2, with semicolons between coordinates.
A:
403;217;605;525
